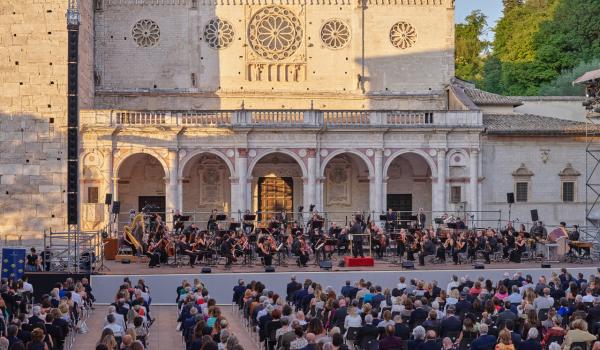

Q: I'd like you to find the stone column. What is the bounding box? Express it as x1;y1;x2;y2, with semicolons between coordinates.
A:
112;177;120;201
103;148;113;201
433;149;446;215
306;149;317;208
470;149;479;223
382;178;388;212
374;149;383;214
234;148;248;213
177;177;183;213
165;149;179;225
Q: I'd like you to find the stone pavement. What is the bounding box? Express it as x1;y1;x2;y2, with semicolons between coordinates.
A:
72;304;257;349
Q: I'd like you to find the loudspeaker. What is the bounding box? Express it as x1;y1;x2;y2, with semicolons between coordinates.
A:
506;193;515;204
104;193;112;205
121;258;131;264
67;63;78;95
541;263;551;268
201;267;212;274
265;266;276;273
319;260;333;270
67;192;78;225
67;160;78;193
531;209;539;222
402;261;415;270
111;201;121;214
434;218;443;224
474;263;485;270
67;96;78;126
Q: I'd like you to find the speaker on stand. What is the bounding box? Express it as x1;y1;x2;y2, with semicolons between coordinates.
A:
530;209;539;223
506;193;514;223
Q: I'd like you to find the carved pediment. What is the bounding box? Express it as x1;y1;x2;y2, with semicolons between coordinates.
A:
512;163;534;177
559;163;581;177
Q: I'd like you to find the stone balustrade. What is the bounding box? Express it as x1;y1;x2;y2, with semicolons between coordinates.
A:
80;109;483;128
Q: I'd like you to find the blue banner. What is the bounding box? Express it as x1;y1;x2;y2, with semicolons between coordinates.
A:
2;248;26;280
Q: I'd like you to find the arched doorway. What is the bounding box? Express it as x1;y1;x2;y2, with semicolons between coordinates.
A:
181;153;232;222
250;152;305;221
385;152;432;227
116;153;167;225
322;152;371;225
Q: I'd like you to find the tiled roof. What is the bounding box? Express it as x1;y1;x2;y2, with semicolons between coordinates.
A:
483;113;596;135
452;78;523;107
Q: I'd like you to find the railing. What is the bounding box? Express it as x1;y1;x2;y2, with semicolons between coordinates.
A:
80;109;483;128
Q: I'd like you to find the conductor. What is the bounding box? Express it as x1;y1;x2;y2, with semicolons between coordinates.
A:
351;219;364;258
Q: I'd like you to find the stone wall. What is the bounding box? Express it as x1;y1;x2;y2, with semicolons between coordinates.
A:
481;136;587;228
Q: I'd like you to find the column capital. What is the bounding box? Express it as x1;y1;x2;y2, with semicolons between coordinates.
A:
374;149;384;157
470;148;479;155
306;148;317;157
238;148;249;157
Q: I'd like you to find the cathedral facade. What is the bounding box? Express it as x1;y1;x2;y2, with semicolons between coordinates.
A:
0;0;590;238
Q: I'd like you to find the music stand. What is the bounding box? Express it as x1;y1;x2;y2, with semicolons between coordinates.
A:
312;220;323;230
228;222;241;232
216;214;228;221
379;215;387;221
434;218;443;225
243;214;256;221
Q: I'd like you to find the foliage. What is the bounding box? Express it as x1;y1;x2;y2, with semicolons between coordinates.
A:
538;59;600;96
454;10;489;83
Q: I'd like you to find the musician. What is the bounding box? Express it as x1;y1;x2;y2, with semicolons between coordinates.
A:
242;210;255;235
530;221;547;241
385;208;397;233
307;211;324;233
221;234;236;267
416;208;426;230
181;223;198;242
451;233;467;265
146;236;165;268
568;224;581;256
276;210;289;230
371;224;386;259
194;231;209;262
418;236;436;266
177;235;197;268
510;233;526;263
336;227;349;256
396;229;407;258
296;236;310;267
502;230;516;260
350;219;364;258
477;231;491;264
173;210;185;234
207;209;218;232
257;236;273;266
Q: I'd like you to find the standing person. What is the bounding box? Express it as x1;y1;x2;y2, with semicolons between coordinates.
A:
25;248;40;272
350;219;364;258
417;208;426;230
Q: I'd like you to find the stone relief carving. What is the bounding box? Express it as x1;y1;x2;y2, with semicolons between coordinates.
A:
389;21;416;49
247;63;305;82
320;19;350;49
132;19;160;47
204;18;235;49
326;159;351;206
248;6;303;61
199;167;223;205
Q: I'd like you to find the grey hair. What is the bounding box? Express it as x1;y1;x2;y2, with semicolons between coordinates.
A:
479;324;488;335
527;327;538;340
548;342;561;350
412;326;426;340
365;314;373;324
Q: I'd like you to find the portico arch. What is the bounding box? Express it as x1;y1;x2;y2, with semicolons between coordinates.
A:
320;149;374;177
178;149;234;177
384;150;435;227
248;149;308;178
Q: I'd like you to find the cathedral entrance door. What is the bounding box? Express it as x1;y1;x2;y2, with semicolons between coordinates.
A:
387;194;412;228
258;177;293;222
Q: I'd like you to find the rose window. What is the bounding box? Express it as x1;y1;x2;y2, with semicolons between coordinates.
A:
320;19;350;49
248;6;303;60
132;19;160;47
389;21;417;49
204;18;235;49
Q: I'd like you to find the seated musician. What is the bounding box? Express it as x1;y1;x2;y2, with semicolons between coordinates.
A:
296;236;310;267
177;235;197;268
336;227;349;256
476;231;491;264
173;210;185;234
371;224;386;259
221;234;236;267
257;236;273;266
452;233;467;265
181;223;198;242
194;232;208;262
418;236;436;266
146;236;165;268
530;221;547;241
510;233;526;263
242;210;255;235
503;231;516;260
275;210;289;230
207;209;218;232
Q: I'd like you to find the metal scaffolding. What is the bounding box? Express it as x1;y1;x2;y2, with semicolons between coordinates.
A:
574;69;600;258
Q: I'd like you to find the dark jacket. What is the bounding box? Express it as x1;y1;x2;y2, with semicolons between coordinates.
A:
470;335;497;350
440;316;462;337
378;335;403;350
517;339;541;350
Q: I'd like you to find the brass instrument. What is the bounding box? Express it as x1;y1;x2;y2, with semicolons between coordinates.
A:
124;213;145;253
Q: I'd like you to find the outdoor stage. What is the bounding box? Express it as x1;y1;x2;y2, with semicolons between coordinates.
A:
89;258;599;305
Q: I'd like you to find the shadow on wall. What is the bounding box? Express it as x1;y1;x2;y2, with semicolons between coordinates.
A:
0;112;67;240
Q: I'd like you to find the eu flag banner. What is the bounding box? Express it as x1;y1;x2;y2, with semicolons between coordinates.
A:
2;248;26;280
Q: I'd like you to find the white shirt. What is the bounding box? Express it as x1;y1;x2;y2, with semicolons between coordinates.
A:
344;314;362;329
446;281;459;293
104;323;123;337
23;282;33;293
582;294;595;303
71;292;83;306
397;283;407;290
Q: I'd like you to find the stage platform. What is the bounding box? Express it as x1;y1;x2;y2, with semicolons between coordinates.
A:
89;259;598;305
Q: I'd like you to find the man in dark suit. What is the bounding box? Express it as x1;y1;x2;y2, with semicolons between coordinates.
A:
455;292;473;316
440;306;462;339
394;315;411;340
416;208;426;230
517;328;541;350
407;326;425;350
385;209;397;233
495;301;517;326
418;330;440;350
331;299;348;331
409;300;429;329
44;313;64;350
470;324;496;350
356;314;379;349
341;280;354;298
286;276;302;303
28;306;45;329
379;325;404;350
233;279;246;306
6;325;23;348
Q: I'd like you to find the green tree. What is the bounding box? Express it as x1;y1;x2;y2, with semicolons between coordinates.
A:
455;10;489;83
539;59;600;96
502;0;523;14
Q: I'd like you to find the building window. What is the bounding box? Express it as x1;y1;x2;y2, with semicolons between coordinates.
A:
450;186;461;204
562;182;575;202
87;187;99;204
515;182;528;202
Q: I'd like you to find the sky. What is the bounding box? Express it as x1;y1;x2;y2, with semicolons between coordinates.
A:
455;0;504;41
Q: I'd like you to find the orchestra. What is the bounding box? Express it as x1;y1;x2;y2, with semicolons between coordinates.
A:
117;206;590;270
